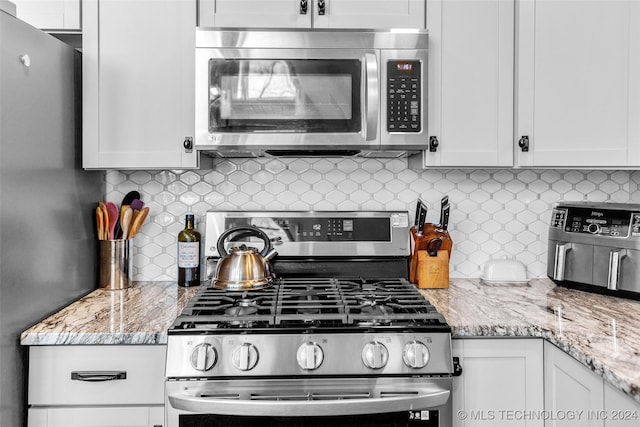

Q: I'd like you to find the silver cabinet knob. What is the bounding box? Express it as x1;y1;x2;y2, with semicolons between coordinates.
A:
232;342;259;371
362;341;389;369
190;343;217;372
297;342;324;370
19;54;31;67
402;340;430;369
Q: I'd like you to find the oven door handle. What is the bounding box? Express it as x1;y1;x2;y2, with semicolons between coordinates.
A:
168;388;450;417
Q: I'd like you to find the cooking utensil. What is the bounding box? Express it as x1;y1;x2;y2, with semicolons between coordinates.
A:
414;199;423;228
410;200;429;283
96;206;104;240
130;198;144;211
213;225;278;290
114;191;141;239
427;238;442;257
421;196;453;256
120;207;133;240
128;207;149;239
417;200;428;235
105;202;119;240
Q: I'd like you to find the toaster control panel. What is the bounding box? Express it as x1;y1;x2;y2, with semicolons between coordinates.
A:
551;206;639;238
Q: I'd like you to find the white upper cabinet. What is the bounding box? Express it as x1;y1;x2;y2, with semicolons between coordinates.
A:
415;0;514;168
12;0;81;31
198;0;425;29
516;0;640;168
82;0;198;169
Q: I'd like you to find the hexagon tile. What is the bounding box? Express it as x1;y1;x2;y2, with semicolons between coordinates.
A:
105;160;637;282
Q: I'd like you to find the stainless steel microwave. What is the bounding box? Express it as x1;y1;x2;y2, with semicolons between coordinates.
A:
195;29;428;157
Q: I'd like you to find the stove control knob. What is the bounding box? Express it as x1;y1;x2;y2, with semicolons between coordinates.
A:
297;342;324;370
190;343;217;372
231;342;259;371
403;340;430;369
362;341;389;369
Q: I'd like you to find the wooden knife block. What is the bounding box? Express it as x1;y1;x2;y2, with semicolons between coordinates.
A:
410;227;453;284
417;250;450;289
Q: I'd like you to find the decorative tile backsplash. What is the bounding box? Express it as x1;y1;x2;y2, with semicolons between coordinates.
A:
105;158;638;281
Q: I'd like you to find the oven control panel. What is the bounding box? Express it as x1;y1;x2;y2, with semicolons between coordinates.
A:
387;60;421;133
166;333;453;378
550;205;640;238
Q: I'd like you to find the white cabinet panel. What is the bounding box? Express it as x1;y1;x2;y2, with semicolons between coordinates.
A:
28;406;163;427
604;382;640;427
516;0;640;168
199;0;312;28
13;0;81;31
27;346;166;427
544;341;604;427
314;0;425;29
28;345;165;405
417;0;513;168
199;0;424;29
83;0;198;169
452;338;544;427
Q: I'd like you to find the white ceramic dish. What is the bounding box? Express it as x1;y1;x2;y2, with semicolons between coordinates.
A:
480;259;528;284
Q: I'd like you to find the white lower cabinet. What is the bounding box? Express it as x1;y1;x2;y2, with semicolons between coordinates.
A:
27;345;166;427
545;341;640;427
544;341;604;427
28;407;163;427
452;338;544;427
604;382;640;427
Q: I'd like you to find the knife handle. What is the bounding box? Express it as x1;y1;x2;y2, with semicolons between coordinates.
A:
441;204;450;231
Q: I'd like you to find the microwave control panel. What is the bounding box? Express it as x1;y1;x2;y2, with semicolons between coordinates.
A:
550;206;640;238
387;60;421;133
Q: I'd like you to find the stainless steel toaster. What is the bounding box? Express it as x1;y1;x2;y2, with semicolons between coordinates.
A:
547;202;640;299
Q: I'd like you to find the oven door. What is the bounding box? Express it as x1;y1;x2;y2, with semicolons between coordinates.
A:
166;377;451;427
195;48;380;151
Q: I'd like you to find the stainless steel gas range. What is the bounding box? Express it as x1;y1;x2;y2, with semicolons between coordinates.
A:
165;211;459;427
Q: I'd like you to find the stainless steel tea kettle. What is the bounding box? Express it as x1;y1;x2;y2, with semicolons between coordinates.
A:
212;225;278;290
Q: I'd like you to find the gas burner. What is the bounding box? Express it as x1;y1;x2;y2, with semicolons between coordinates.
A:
170;277;449;331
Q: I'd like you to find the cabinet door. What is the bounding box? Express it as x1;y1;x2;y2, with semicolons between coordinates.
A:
28;406;163;427
516;0;640;168
314;0;425;29
83;0;198;169
452;338;544;427
544;341;604;427
12;0;81;31
604;382;640;427
418;0;514;167
198;0;312;28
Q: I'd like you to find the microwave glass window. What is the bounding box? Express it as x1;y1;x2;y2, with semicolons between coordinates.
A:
208;59;361;133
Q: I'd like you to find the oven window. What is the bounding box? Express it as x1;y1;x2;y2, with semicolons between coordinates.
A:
179;411;438;426
208;59;362;133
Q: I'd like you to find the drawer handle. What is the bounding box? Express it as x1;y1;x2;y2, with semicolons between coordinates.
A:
71;371;127;382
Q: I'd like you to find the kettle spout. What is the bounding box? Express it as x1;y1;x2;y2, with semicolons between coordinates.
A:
264;248;278;261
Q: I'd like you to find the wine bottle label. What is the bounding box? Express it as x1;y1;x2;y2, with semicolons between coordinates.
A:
178;242;200;268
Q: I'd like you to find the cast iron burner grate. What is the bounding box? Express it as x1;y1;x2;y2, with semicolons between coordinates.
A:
170;278;447;332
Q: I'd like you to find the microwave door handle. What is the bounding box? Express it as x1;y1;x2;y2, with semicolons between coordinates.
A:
168;388;450;417
554;243;572;281
364;52;379;142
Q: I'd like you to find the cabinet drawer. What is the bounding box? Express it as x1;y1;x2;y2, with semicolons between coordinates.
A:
29;406;163;427
28;345;166;405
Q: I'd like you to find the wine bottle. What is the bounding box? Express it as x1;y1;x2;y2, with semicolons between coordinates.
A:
177;213;200;287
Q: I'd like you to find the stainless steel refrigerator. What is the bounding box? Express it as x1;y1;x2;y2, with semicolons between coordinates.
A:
1;9;104;427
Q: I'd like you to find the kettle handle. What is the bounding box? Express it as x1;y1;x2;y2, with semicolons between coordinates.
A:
216;226;273;257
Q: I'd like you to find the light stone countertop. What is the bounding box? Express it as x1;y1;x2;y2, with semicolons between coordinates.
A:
20;279;640;403
20;282;200;345
420;278;640;403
